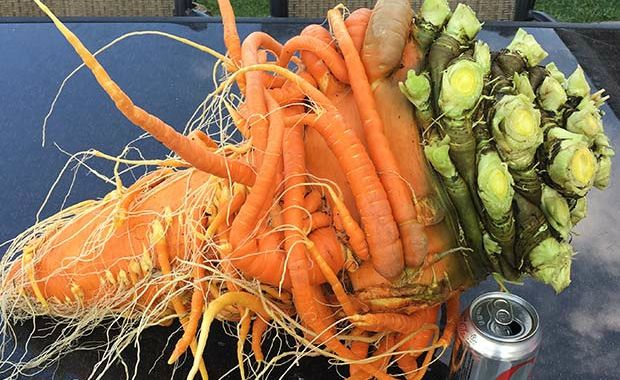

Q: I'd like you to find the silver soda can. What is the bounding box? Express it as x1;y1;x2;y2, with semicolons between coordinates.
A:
449;292;541;380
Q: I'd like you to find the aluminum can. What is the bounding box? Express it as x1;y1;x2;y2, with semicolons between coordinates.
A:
449;292;541;380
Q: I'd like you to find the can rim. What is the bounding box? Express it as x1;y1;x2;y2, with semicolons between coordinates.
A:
468;292;540;343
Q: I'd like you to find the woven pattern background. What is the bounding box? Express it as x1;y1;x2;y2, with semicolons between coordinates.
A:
288;0;516;20
1;0;175;17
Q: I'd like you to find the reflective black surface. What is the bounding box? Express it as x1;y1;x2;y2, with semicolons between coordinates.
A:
0;21;618;380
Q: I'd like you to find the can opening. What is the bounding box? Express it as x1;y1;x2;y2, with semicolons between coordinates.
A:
490;319;524;337
471;292;539;343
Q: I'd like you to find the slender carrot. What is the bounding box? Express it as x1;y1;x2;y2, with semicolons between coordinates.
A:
251;317;269;362
300;25;347;95
167;258;207;363
269;71;317;106
277;36;350;84
35;0;256;186
217;0;242;70
237;310;252;379
436;294;461;349
348;328;370;379
305;212;332;231
282;118;392;380
188;130;218;150
351;306;438;334
241;32;283;164
188;292;270;380
229;90;285;248
304;237;356;317
328;8;427;273
150;220;208;379
344;8;372;53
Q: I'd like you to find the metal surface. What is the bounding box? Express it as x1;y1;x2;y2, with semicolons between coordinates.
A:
0;21;618;380
450;293;541;379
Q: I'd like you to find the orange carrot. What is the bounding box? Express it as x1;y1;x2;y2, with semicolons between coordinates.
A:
345;8;372;53
348;328;370;379
328;8;428;272
282;117;392;380
436;294;461;349
361;0;414;84
351;306;438;335
251;317;269;362
300;25;347;95
36;3;256;186
217;0;242;70
168;257;207;363
151;220;208;378
241;32;283;164
303;189;324;213
305;212;332;231
277;36;350;84
229;90;285;248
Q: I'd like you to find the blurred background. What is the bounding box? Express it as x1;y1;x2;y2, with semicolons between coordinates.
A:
1;0;618;22
196;0;619;22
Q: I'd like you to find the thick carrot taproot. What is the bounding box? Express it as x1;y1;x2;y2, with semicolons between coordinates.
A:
12;169;212;305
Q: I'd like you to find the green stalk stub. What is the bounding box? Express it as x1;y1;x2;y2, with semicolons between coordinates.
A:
566;65;591;98
400;71;431;110
570;197;587;225
445;3;482;43
529;237;573;293
546;128;598;197
545;62;566;86
594;155;612;189
538;76;567;112
506;28;548;66
492;94;543;170
513;72;535;102
478;150;515;221
420;0;451;27
566;107;603;139
424;136;456;178
540;185;572;239
439;59;485;117
474;41;491;76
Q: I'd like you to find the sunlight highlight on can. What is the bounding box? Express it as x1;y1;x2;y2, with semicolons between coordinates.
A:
449;292;541;380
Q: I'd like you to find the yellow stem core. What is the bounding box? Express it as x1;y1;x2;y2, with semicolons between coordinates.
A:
508;107;535;137
450;67;476;95
571;147;596;184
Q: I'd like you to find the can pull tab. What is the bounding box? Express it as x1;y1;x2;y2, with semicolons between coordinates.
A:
492;299;513;325
489;299;523;337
